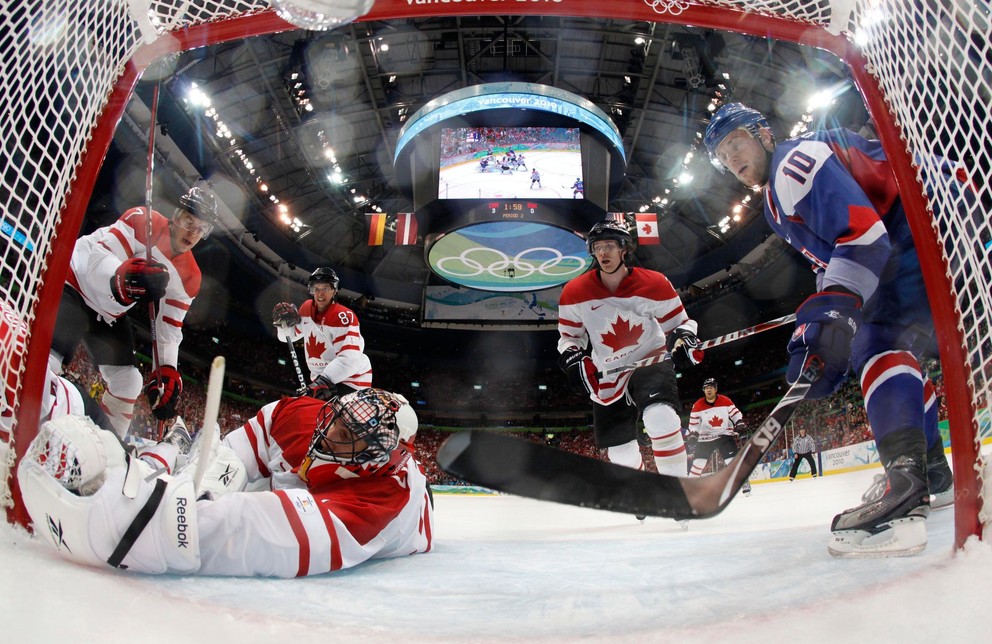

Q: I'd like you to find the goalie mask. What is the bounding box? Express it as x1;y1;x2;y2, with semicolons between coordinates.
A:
307;388;417;467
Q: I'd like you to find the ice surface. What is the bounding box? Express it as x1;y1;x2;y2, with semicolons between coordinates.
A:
2;466;990;643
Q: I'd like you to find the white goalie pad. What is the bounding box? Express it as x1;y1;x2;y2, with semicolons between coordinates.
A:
17;417;201;574
25;414;129;495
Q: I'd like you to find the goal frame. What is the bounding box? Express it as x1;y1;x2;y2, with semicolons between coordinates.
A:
6;0;983;548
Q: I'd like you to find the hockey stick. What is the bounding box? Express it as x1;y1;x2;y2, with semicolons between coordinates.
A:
437;359;820;520
597;313;797;378
142;80;167;441
191;356;224;494
285;336;307;393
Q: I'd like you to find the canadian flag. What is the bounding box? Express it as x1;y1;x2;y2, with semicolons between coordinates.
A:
635;213;660;245
395;212;418;245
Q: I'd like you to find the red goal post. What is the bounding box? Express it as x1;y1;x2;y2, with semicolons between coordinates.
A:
1;0;988;548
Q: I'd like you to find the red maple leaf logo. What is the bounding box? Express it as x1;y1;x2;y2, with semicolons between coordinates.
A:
305;334;326;359
708;415;725;428
600;316;643;352
641;223;654;235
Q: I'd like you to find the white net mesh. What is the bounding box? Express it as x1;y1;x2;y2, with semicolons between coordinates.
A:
1;0;990;538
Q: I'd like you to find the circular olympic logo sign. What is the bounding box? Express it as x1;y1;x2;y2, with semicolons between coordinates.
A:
435;246;587;280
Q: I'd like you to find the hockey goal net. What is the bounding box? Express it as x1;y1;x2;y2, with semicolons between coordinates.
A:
1;0;990;547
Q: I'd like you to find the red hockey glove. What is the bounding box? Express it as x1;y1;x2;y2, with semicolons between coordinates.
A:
110;257;169;306
786;291;862;400
272;302;301;329
145;365;183;421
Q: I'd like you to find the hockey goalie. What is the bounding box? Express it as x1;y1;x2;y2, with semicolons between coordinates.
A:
16;388;434;577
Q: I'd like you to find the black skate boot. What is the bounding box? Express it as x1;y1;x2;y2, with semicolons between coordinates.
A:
925;440;954;510
828;430;930;558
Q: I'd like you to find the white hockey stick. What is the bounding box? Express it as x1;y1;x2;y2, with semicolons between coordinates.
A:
597;313;797;377
192;356;224;494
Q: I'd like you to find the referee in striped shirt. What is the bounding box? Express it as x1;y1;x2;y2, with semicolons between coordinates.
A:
788;428;819;480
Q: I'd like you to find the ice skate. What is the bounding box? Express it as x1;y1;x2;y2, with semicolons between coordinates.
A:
827;455;930;558
162;415;193;454
926;442;954;510
742;480;752;497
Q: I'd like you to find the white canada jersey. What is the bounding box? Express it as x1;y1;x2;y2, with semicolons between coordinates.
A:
198;396;433;577
558;267;696;405
688;395;743;441
277;299;372;388
66;208;201;366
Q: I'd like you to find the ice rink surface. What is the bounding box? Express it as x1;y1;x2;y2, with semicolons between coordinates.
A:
2;464;991;644
439;150;583;200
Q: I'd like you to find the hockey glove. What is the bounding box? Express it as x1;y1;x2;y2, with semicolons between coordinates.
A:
145;365;183;421
786;291;862;400
685;431;699;454
272;301;301;329
667;326;705;368
558;348;599;396
110;257;169;306
306;374;337;401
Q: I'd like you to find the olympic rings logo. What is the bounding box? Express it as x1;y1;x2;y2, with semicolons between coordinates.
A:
435;246;588;280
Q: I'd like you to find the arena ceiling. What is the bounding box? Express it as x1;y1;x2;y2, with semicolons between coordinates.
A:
87;13;870;334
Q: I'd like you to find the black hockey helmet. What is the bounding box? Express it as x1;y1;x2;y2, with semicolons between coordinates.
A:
586;219;634;256
702;378;717;390
308;267;340;291
175;186;219;234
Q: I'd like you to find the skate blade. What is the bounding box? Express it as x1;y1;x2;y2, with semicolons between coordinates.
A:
930;485;954;510
828;516;927;558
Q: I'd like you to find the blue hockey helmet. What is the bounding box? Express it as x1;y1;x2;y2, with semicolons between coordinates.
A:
704;103;771;172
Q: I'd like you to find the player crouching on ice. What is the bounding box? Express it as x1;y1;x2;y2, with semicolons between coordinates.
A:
704;102;956;557
17;388;434;577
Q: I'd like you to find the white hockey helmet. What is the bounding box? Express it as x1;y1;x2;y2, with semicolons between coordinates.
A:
308;388;417;466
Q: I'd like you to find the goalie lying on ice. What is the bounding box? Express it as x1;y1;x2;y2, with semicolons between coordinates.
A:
17;388;434;577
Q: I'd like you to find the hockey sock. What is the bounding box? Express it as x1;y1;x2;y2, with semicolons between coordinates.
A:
606;440;644;470
99;365;142;438
860;350;925;447
643;403;687;477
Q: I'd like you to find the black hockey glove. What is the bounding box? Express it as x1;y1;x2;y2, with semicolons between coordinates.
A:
685;431;699;454
110;257;169;306
667;326;704;369
145;365;183;421
786;291;862;400
559;348;599;396
272;301;301;329
306;374;337;401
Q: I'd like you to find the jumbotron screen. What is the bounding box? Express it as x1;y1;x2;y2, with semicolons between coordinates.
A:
437;126;583;200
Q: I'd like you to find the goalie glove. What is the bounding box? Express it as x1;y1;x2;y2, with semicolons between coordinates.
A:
786;291;862;400
667;326;704;368
110;257;169;306
272;301;301;329
558;348;599;396
145;366;183;421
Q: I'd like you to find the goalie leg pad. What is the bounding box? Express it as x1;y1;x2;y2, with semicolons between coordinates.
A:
828;515;928;558
18;459;201;574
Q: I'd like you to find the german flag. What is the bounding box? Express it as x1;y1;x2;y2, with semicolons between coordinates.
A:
367;212;386;246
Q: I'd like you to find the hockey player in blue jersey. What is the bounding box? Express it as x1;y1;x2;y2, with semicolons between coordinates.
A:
704;103;956;558
571;178;584;199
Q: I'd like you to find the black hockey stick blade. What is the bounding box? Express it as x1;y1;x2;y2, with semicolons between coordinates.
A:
437;360;820;520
